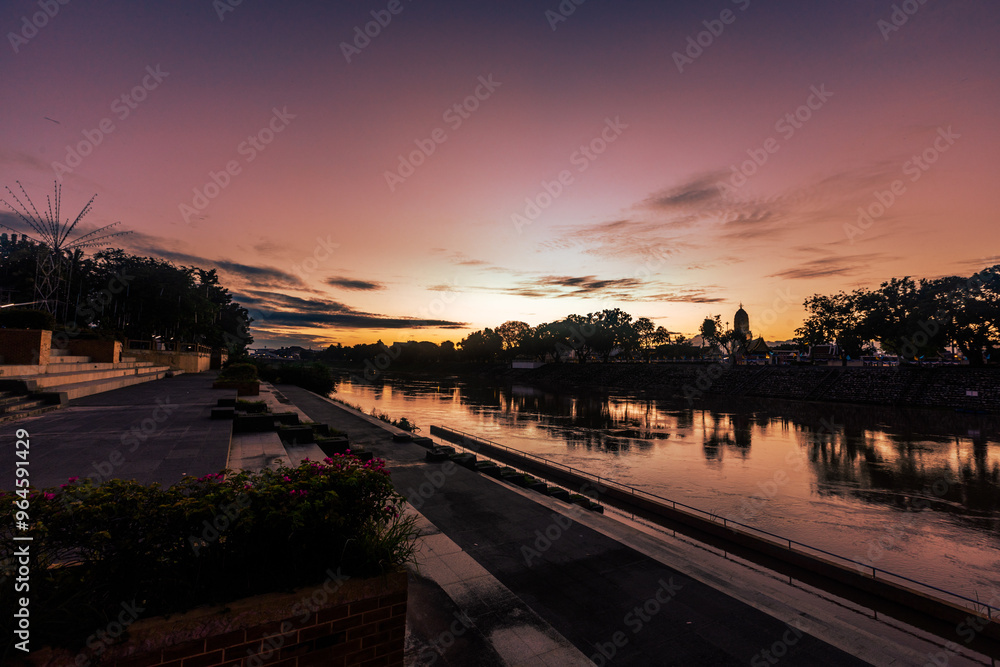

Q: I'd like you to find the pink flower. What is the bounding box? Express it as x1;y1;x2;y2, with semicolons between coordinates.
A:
283;476;291;482
67;476;79;483
43;492;56;500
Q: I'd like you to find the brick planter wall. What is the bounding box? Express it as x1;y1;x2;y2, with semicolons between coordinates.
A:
0;329;51;365
21;569;407;667
66;339;123;363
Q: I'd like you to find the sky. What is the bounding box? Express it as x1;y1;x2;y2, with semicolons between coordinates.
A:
2;0;998;348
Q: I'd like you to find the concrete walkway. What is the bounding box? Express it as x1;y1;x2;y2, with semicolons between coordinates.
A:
0;371;233;490
278;385;874;667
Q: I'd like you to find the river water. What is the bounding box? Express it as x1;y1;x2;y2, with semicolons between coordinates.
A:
331;372;1000;608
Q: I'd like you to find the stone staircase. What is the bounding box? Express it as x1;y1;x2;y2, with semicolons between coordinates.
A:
0;348;177;421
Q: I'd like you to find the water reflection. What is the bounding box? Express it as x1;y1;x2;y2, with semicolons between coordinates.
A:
333;372;1000;599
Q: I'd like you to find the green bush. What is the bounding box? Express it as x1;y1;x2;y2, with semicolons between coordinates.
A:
0;308;56;330
0;456;415;655
217;362;259;382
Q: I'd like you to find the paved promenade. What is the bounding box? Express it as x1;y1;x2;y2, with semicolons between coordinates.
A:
278;385;872;666
0;372;233;490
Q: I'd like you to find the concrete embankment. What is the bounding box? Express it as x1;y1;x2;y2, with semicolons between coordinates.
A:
503;363;1000;412
431;424;1000;654
276;385;889;665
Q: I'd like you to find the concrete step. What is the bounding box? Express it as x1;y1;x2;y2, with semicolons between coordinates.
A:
46;367;177;401
0;402;61;424
46;354;91;363
1;364;162;388
0;361;156;376
49;349;91;361
0;395;51;415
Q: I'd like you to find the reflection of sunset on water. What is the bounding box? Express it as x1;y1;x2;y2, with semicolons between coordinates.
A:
335;373;1000;600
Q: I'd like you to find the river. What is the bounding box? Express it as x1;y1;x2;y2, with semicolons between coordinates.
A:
331;371;1000;608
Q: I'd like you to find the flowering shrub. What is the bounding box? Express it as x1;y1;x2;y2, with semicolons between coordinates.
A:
0;455;415;654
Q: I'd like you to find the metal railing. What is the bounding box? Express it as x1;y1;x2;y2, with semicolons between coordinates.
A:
125;340;213;354
435;424;998;620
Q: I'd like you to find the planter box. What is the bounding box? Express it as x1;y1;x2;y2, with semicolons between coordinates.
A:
316;436;350;456
277;425;314;445
0;329;51;365
20;569;407;667
547;488;570;501
527;481;548;494
212;380;260;396
67;339;122;363
450;453;478;470
233;413;275;433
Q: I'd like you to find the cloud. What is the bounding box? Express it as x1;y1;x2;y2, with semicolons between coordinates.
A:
767;253;889;280
326;277;385;291
644;174;725;211
234;290;466;331
125;234;305;287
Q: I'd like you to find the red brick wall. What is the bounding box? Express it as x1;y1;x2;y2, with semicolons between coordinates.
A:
0;329;51;365
24;571;407;667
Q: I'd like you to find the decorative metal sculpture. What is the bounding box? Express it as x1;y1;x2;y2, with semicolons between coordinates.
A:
1;181;130;315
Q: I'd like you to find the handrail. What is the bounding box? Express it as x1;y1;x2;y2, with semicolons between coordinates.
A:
436;424;998;619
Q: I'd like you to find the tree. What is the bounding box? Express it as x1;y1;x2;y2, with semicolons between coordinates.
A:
589;308;637;362
634;317;656;362
458;328;503;362
496;320;530;358
700;315;742;361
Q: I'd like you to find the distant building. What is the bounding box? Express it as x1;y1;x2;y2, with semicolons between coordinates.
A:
733;303;770;363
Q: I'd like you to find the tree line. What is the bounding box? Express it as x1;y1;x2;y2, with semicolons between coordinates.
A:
794;264;1000;366
0;234;253;354
313;308;702;366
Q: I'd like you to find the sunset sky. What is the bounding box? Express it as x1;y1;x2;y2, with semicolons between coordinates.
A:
2;0;998;348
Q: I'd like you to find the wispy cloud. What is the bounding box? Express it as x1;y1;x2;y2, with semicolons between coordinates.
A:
326;277;385;291
236;290;465;331
767;253;890;280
